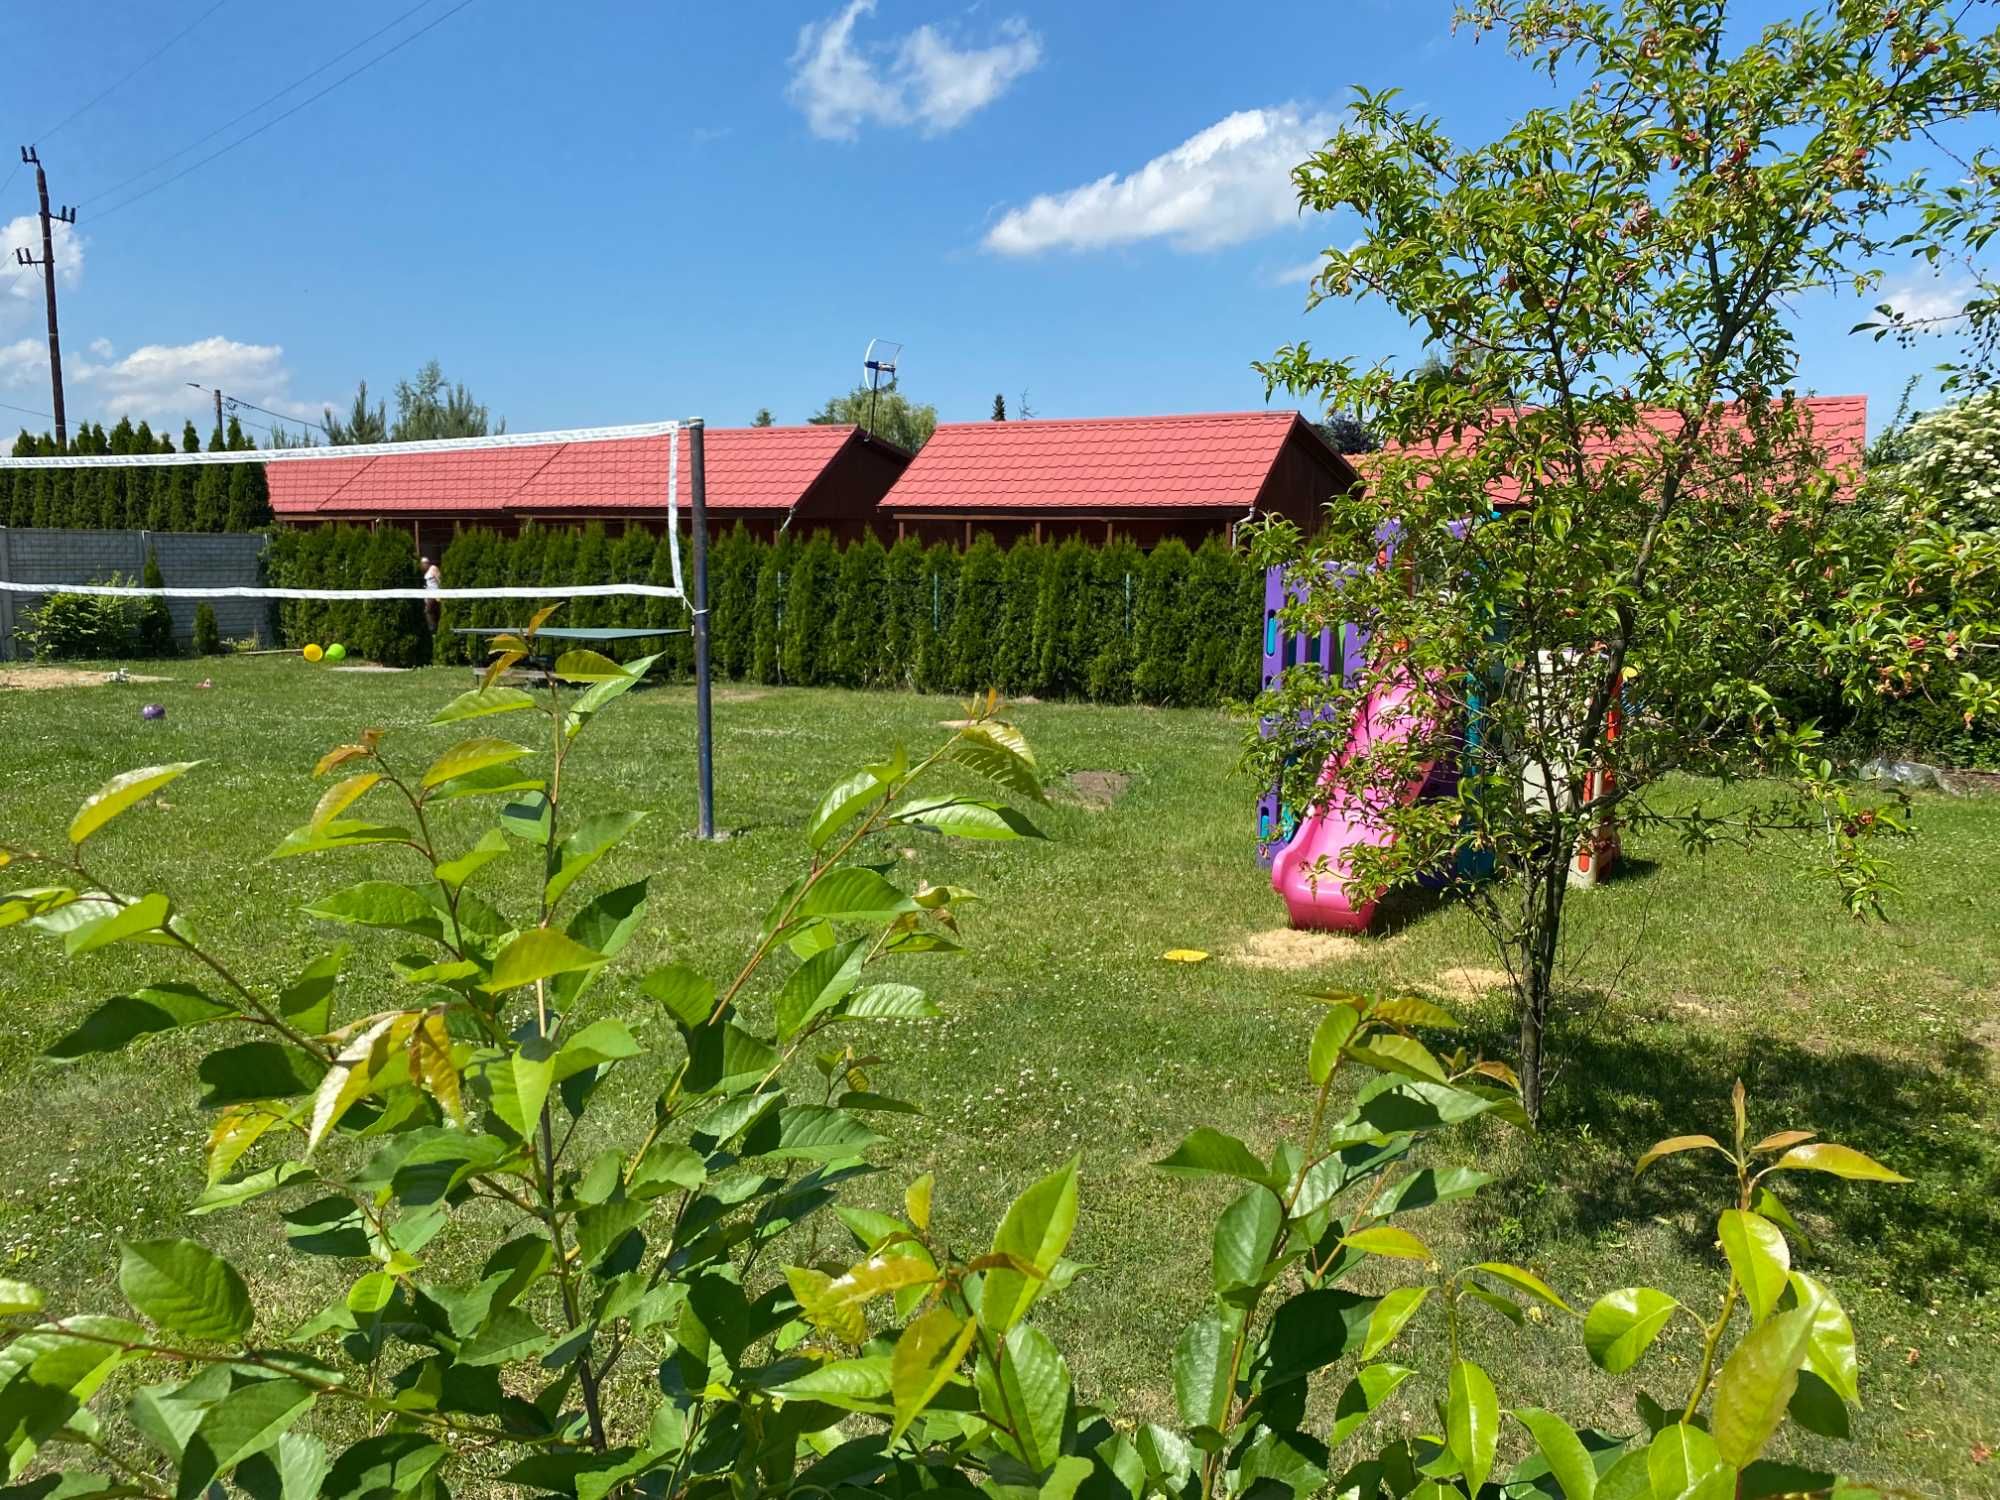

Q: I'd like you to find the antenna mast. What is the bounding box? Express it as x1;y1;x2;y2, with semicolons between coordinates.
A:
861;339;902;439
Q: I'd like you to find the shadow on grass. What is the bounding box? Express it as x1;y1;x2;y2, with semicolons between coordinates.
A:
1463;1012;1999;1300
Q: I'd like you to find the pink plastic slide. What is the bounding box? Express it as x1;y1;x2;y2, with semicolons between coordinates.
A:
1271;678;1438;932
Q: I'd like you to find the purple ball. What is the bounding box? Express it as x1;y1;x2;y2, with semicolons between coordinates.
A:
141;703;166;721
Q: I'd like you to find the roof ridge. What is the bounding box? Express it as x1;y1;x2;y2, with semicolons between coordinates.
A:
928;409;1297;433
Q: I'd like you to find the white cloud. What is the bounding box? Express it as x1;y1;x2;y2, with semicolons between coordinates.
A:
1876;271;1973;328
2;214;83;321
1268;257;1325;287
1;334;330;432
984;106;1332;255
787;0;1042;140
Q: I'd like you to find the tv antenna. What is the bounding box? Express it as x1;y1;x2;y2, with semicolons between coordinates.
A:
861;338;901;439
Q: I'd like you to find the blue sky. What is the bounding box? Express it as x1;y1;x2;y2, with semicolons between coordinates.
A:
0;0;1977;443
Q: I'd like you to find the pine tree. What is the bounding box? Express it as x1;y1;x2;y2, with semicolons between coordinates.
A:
752;534;797;684
1179;538;1251;707
569;523;612;631
135;549;176;657
991;394;1007;421
829;534;888;686
192;602;222;655
130;421;158;529
1086;536;1144;703
948;534;1004;691
354;527;427;667
880;537;926;688
192;425;227;531
1133;539;1194;704
1033;540;1094;698
223;416;270;530
781;533;838;685
709;525;762;679
993;538;1046;694
437;529;483;663
913;543;959;692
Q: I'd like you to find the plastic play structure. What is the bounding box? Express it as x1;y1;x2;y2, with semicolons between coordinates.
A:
1258;560;1617;932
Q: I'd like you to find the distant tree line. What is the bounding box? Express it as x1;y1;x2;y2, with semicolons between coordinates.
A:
2;417;270;532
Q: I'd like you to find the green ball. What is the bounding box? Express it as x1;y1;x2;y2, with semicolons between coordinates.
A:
326;643;347;662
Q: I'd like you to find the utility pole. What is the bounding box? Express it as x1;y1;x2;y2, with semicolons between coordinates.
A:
14;148;75;447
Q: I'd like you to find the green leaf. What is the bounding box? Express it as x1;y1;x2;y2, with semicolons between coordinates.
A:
894;796;1046;840
64;892;172;954
420;737;533;790
0;1279;44;1316
1633;1135;1730;1176
431;685;537;723
426;764;546;803
682;1022;777;1097
1787;1272;1859;1406
1171;1303;1242;1432
841;983;938;1020
1155;1128;1283;1189
1343;1224;1432;1262
1584;1288;1679;1374
763;1105;882;1163
485;928;607;993
808;768;890;851
989;1324;1069;1471
302;882;444;940
1513;1409;1597;1500
1361;1286;1428;1358
1446;1360;1499;1498
319;1434;447;1500
425;839;504;904
1711;1307;1814;1469
639;963;714;1028
555;879;648;1006
798;867;920;922
553;1020;643;1082
309;772;383;832
571;653;662;717
459;1306;550;1366
546;811;647;906
1647;1424;1734;1500
307;1016;396;1150
1367;994;1461;1029
482;1044;556;1139
1471;1262;1575;1315
197;1043;323;1108
889;1304;978;1442
48;984;233;1059
119;1239;253;1341
1717;1210;1790;1326
1786;1370;1851;1440
981;1159;1080;1335
234;1432;330;1500
1212;1187;1281;1294
277;953;342;1035
70;763;200;845
552;649;629;682
1595;1449;1652;1500
1329;1362;1416;1449
775;939;868;1040
1346;1034;1448;1084
268;820;418;861
175;1378;315;1500
768;1355;893;1411
1766;1143;1909;1183
1309;1004;1362;1086
949;723;1046;802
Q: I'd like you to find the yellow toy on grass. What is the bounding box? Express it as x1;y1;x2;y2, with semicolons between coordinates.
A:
302;643;324;663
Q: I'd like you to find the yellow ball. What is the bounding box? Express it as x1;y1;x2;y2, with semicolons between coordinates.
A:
302;643;323;663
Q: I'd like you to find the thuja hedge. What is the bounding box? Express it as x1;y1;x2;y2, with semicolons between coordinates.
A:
268;522;1264;705
2;417;273;533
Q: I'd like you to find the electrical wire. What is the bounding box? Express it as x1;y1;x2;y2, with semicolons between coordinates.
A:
225;394;330;436
35;0;231;146
77;0;440;209
88;0;478;221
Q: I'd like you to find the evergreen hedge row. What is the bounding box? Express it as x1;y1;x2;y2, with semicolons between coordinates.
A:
2;418;272;533
269;523;1264;705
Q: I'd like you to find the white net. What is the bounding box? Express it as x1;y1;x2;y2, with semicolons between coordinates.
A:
0;420;687;602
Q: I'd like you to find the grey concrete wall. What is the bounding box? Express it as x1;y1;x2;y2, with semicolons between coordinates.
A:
0;528;272;660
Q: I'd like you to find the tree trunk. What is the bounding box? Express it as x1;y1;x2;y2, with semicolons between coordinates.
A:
1517;854;1568;1123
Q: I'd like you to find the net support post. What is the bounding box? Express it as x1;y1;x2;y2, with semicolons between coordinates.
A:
688;419;717;841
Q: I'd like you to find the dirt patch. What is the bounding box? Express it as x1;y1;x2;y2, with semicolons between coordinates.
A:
0;668;174;691
1227;927;1372;970
1423;965;1515;1001
1064;771;1130;809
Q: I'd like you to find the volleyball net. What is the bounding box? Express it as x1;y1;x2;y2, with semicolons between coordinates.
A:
0;416;720;836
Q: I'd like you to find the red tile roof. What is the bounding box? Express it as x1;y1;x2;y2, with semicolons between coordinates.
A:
1377;395;1868;506
883;410;1354;512
267;424;879;517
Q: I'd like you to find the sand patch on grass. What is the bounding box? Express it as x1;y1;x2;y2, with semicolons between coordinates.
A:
1226;927;1372;970
0;668;173;691
1422;965;1515;1001
1064;771;1130;809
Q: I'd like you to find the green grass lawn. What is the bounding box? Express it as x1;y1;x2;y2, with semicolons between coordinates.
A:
1;657;1995;1496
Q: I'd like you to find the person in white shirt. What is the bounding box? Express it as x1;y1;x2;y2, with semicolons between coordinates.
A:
422;556;442;631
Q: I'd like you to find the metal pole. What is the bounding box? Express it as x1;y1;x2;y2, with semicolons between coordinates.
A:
688;419;716;840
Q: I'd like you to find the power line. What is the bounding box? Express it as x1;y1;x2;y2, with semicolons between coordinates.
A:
225;394;330;435
90;0;479;221
35;0;231;146
77;0;440;209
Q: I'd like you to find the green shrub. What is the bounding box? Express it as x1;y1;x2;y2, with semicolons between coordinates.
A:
880;535;926;687
1181;536;1250;707
782;532;840;685
352;526;430;667
25;581;138;659
1085;536;1143;702
708;524;761;679
994;538;1047;694
949;533;1005;692
752;533;796;683
913;542;959;692
134;550;176;658
1033;539;1094;698
830;532;889;686
191;602;222;655
1133;537;1194;704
